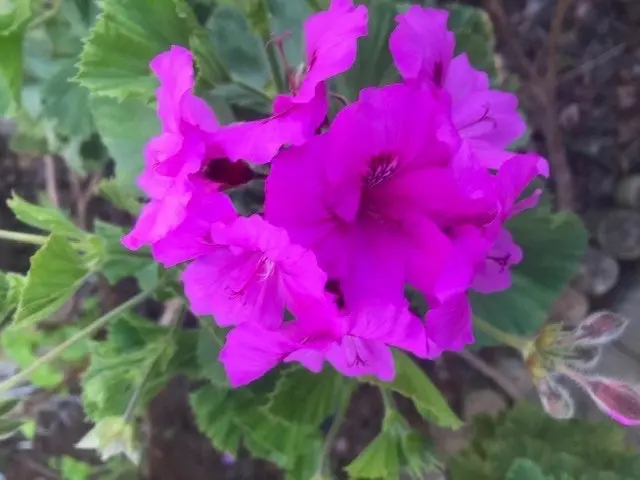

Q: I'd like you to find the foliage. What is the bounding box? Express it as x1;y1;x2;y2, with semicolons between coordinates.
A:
448;403;640;480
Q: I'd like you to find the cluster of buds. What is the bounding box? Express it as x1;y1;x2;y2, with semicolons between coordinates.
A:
523;311;640;425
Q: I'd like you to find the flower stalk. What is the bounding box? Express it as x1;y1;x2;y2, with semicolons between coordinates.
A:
0;229;48;246
0;290;153;396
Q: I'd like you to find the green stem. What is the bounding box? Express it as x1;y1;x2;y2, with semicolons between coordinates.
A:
379;387;397;412
123;303;184;422
319;384;353;477
29;0;62;30
0;291;152;395
474;316;528;350
0;229;48;246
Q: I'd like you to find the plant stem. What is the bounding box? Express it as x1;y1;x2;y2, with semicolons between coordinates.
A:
0;229;48;246
29;0;62;30
474;316;529;350
123;301;184;422
0;291;152;396
319;384;353;477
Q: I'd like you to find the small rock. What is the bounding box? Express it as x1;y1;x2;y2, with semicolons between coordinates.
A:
573;247;620;296
429;425;472;458
548;287;590;327
617;85;636;110
494;356;535;397
559;103;580;129
463;389;507;422
616;175;640;209
597;209;640;260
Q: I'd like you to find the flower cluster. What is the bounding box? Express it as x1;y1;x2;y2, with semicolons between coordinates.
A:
123;3;547;387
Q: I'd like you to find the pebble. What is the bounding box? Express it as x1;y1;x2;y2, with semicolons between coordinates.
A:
616;175;640;209
548;286;590;328
573;247;620;296
463;389;507;422
596;209;640;260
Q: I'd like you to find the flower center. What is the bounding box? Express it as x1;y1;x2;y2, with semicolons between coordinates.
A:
227;255;275;301
488;253;511;272
202;158;254;189
365;153;398;188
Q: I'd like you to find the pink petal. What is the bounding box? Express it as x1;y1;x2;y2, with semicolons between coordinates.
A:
571;311;629;346
472;228;522;294
151;187;236;267
216;87;328;164
182;248;285;328
347;302;427;358
424;294;473;358
326;338;395;381
296;0;367;104
538;375;575;420
389;6;454;87
220;323;301;387
121;187;191;251
445;53;489;103
581;376;640;426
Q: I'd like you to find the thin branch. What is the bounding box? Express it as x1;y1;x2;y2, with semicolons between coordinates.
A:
559;44;625;84
547;0;572;86
455;350;522;401
43;155;60;209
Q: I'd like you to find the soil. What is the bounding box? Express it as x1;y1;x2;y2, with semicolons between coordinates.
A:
2;0;640;478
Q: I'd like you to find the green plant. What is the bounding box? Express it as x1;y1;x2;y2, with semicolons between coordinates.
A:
449;403;640;480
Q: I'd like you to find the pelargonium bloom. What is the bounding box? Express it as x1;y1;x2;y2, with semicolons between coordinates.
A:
123;46;233;250
389;6;531;170
216;0;367;164
266;83;504;355
220;300;426;387
182;215;327;330
266;83;494;298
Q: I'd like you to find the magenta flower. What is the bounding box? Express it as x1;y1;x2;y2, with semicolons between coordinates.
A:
266;84;496;311
151;179;237;267
471;228;522;294
182;215;328;329
216;0;367;164
389;6;530;170
219;300;426;387
122;46;227;250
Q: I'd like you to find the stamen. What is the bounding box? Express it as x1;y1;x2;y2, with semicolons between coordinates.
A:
365;153;398;188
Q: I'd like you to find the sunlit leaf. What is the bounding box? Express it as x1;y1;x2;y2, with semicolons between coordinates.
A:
13;235;92;328
7;193;84;239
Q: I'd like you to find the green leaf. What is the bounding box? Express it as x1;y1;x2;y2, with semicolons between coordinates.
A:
82;313;198;421
345;430;401;479
60;456;92;480
0;0;33;114
267;366;345;426
0;272;25;323
93;220;158;289
41;62;94;139
0;418;23;440
14;235;92;328
337;0;399;100
471;209;588;345
1;327;64;387
266;0;313;68
76;0;198;100
0;398;19;418
190;380;321;471
7;193;84;239
373;351;462;429
90;95;160;188
505;458;546;480
98;179;141;215
196;319;229;387
207;5;271;89
447;4;497;76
